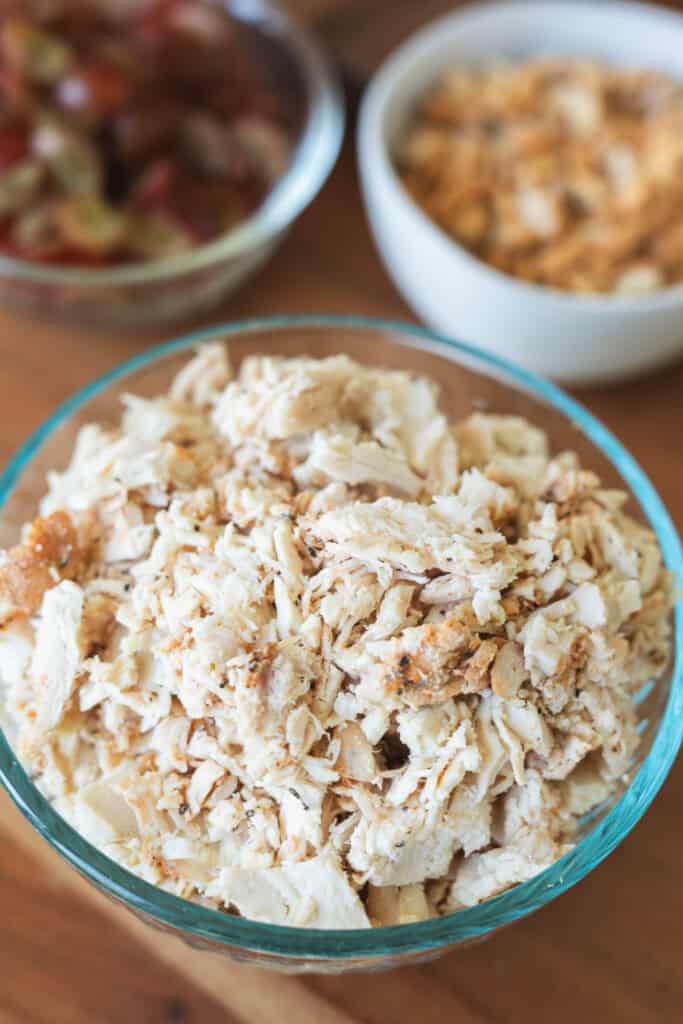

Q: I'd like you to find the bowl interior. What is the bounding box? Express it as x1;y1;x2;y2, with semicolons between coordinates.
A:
222;0;308;155
0;0;344;294
0;317;680;968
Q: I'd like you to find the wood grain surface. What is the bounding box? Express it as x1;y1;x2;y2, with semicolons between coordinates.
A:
1;2;683;1021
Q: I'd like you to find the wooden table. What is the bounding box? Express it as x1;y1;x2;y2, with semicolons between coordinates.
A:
1;4;683;1022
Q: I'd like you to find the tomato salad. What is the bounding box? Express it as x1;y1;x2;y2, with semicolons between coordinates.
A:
0;1;292;267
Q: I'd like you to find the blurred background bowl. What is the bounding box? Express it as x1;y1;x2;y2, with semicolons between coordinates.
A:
0;0;344;330
0;315;681;972
358;0;683;385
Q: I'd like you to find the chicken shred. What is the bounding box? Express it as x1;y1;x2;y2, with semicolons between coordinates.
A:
0;344;673;927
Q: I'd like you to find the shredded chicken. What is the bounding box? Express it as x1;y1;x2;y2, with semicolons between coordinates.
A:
0;344;674;927
0;510;85;623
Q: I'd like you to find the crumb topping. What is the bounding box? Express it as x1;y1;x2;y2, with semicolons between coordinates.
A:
398;59;683;295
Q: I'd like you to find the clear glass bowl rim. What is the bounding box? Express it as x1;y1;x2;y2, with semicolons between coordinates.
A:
0;314;681;961
0;0;345;287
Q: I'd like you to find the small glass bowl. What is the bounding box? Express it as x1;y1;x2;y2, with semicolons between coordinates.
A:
0;316;681;973
0;2;344;330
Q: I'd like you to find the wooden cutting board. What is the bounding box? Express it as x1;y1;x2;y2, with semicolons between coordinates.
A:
1;3;683;1022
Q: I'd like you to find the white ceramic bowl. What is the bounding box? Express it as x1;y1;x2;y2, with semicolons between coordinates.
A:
358;0;683;385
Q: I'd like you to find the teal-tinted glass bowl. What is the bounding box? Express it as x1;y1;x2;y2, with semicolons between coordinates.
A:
0;316;681;973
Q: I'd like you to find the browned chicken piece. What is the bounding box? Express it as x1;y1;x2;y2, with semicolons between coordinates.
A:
0;510;83;621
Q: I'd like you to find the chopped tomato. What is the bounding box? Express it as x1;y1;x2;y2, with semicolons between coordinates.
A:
130;158;178;206
0;0;291;267
0;125;28;169
56;61;132;118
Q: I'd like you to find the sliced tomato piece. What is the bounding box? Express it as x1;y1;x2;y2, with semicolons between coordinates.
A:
131;0;179;46
56;61;132;118
113;103;178;162
0;125;29;169
0;67;34;116
130;157;178;206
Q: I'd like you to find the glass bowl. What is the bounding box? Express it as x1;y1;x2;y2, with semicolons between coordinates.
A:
0;315;681;973
0;2;344;330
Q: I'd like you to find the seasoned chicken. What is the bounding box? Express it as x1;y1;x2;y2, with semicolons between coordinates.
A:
0;344;673;927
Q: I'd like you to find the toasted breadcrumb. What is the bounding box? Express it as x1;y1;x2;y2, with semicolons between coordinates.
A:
0;344;674;927
399;59;683;294
0;510;85;623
